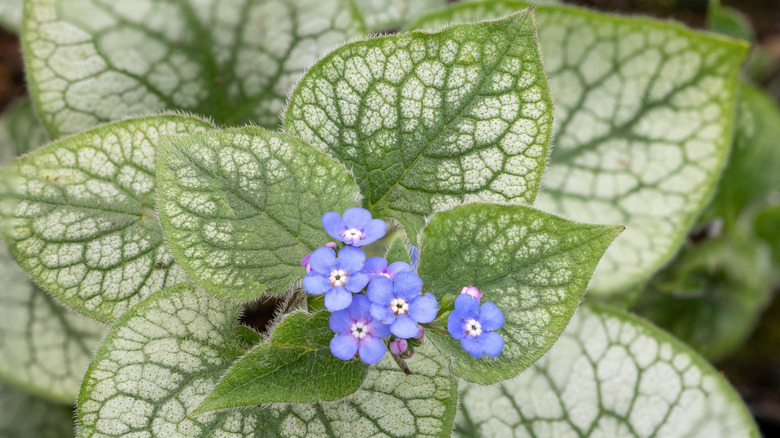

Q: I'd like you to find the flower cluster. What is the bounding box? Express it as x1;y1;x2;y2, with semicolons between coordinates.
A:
303;208;505;365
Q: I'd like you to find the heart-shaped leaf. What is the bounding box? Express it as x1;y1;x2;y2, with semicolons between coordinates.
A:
156;127;360;302
455;303;759;437
286;9;553;244
2;114;213;323
21;0;371;138
418;203;622;383
412;1;749;296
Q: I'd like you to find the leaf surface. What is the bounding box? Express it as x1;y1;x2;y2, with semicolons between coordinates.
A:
418;203;621;383
286;10;553;244
3;114;213;323
412;1;749;295
156;128;360;301
455;303;759;437
194;311;368;413
77;283;458;438
22;0;369;138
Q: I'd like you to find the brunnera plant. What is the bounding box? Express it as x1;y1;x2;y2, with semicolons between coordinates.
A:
0;0;770;437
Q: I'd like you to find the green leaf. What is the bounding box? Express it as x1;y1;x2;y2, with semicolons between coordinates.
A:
0;0;21;32
194;311;367;414
0;97;49;156
711;84;780;223
156;127;360;302
634;235;774;361
755;204;780;268
78;282;458;437
354;0;446;32
2;114;213;323
455;302;759;437
285;9;553;244
418;203;622;384
0;381;75;438
0;242;107;403
412;2;749;296
708;0;755;42
21;0;369;138
385;232;413;265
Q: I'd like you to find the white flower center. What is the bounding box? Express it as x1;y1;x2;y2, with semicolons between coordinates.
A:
329;269;348;287
464;319;482;338
342;228;364;243
351;321;369;340
390;298;409;316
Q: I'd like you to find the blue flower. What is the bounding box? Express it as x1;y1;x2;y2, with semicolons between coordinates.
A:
303;246;369;311
367;271;438;338
322;208;387;247
330;295;391;364
364;256;411;280
447;294;504;358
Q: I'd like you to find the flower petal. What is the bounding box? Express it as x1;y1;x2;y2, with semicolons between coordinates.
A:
345;271;369;293
479;331;504;357
386;261;411;278
454;294;479;317
347;294;372;321
478;301;505;331
338;245;366;273
322;212;346;242
370;303;395;324
330;334;358;360
309;247;337;274
393;271;423;301
461;336;484;358
364;256;388;275
302;272;330;295
390;314;419;338
343;207;373;229
367;276;394;305
372;321;391;339
448;311;465;340
358;218;387;246
358;336;386;364
325;287;352;311
408;293;438;324
329;309;352;333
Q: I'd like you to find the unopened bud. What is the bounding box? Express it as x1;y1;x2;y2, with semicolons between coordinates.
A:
389;338;408;355
460;285;483;300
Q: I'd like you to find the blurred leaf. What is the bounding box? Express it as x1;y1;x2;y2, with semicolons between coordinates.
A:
708;0;755;42
0;381;74;438
634;235;774;361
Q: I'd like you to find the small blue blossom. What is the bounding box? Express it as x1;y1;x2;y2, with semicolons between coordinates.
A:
322;208;387;247
367;271;438;338
303;246;369;311
364;257;411;280
330;295;391;364
448;294;504;358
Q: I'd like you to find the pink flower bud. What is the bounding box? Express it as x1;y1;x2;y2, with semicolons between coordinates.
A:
389;338;408;355
300;253;312;272
414;326;425;340
325;241;338;249
460;285;483;300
